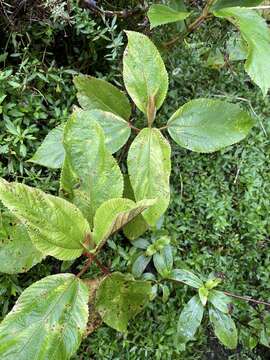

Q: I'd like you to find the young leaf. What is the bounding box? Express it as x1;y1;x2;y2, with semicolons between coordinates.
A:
0;212;44;274
153;245;173;277
148;4;190;29
211;0;264;11
132;254;151;278
0;179;91;260
0;274;89;360
74;75;131;120
92;198;156;249
209;306;238;349
95;272;152;332
122;175;149;241
128;128;171;226
123;31;168;116
167;99;254;153
29;124;65;169
208;290;231;314
177;295;204;345
63;112;123;226
214;8;270;96
78;109;131;154
168;269;203;289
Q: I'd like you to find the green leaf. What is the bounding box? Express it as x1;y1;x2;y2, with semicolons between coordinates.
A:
147;4;190;29
128;128;171;226
132;254;151;278
209;306;238;349
95;272;152;332
29;124;65;169
211;0;264;11
78;109;131;154
208;290;231;314
0;212;44;274
168;269;203;289
198;286;209;306
0;179;91;260
153;245;173;277
92;198;156;249
0;274;89;360
122;175;149;241
123;31;168;116
74;75;131;120
167;99;254;153
63;111;123;226
214;7;270;96
177;295;204;344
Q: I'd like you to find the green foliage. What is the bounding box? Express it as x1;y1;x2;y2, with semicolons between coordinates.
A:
148;4;190;29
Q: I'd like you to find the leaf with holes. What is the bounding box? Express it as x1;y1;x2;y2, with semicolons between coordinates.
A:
74;75;131;120
0;179;91;260
0;212;44;274
29;124;65;169
0;274;89;360
167;99;254;153
128;128;171;226
95;272;152;332
123;31;168;116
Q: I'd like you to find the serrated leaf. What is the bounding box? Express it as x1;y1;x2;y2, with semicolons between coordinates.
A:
148;4;190;29
177;295;204;344
132;254;151;278
169;269;203;289
0;179;91;260
122;175;149;240
167;99;254;153
123;31;168;116
209;306;238;349
208;290;231;314
127;128;171;226
77;109;131;154
0;274;89;360
0;212;44;274
214;7;270;96
63;111;123;226
95;272;152;332
211;0;263;10
29;124;65;169
92;198;156;249
74;75;131;120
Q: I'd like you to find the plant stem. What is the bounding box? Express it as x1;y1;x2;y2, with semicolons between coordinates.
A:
76;254;95;278
223;291;270;308
129;123;140;133
164;0;215;48
159;125;168;131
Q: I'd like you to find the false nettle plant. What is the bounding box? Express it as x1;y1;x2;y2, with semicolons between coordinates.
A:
148;0;270;97
0;30;264;359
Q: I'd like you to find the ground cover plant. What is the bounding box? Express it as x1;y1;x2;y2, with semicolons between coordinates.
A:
0;1;270;359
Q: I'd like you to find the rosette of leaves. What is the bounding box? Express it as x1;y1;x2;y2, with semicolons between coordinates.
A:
147;0;270;96
30;31;254;239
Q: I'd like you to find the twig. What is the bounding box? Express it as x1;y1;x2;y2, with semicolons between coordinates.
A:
76;254;95;278
128;123;140;133
164;0;215;48
85;253;111;275
223;291;270;308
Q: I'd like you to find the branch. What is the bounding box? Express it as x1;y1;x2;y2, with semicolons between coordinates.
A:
223;291;270;308
81;0;146;18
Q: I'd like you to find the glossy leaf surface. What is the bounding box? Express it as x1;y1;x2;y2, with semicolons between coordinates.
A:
208;290;231;314
128;128;171;226
148;4;190;29
169;269;203;289
123;31;168;115
168;99;254;153
0;274;89;360
211;0;263;10
74;75;131;120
